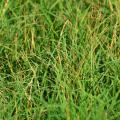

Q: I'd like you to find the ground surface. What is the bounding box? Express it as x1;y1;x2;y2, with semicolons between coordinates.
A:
0;0;120;120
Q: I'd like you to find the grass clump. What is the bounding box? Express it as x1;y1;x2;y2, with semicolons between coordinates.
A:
0;0;120;119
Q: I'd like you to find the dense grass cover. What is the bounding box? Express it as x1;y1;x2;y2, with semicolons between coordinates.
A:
0;0;120;119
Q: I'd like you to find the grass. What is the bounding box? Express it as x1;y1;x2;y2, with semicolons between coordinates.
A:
0;0;120;119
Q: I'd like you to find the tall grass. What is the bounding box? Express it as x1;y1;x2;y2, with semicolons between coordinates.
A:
0;0;120;119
